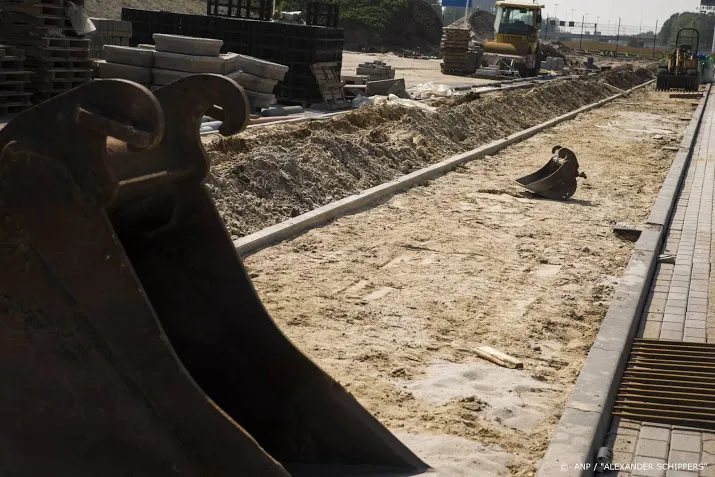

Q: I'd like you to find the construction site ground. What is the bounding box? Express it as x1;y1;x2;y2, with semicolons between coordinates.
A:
341;51;658;89
341;51;493;88
239;88;695;476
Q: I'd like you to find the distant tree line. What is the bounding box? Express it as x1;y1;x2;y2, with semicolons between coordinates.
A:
659;12;715;51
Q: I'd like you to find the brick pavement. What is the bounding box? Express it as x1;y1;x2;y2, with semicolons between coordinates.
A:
595;89;715;476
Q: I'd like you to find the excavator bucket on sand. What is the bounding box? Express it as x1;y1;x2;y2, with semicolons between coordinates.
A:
0;75;428;477
515;146;586;200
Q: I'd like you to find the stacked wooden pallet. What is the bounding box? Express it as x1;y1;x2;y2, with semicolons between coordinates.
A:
310;62;350;110
0;43;32;115
0;0;92;104
440;28;471;74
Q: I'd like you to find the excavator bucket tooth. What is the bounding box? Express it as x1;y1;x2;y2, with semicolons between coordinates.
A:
0;75;428;477
515;146;584;200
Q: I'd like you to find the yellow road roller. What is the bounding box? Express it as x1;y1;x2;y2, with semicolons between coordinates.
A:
484;1;545;77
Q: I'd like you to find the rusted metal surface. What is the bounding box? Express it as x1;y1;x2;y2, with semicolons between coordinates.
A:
515;146;586;200
613;339;715;430
0;75;428;476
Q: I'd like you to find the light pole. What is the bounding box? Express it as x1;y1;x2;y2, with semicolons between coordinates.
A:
580;14;586;48
555;3;559;20
615;17;621;54
595;16;599;35
571;8;575;22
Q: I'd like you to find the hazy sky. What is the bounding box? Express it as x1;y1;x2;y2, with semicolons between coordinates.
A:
544;0;701;29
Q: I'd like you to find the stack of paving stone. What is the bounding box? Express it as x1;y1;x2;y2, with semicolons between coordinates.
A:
98;34;288;110
543;57;565;71
440;27;471;74
0;0;93;104
0;43;32;115
355;61;395;81
88;18;132;59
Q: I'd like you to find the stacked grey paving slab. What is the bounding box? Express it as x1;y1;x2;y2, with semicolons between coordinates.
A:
356;61;395;81
99;34;288;109
88;18;131;59
97;45;154;87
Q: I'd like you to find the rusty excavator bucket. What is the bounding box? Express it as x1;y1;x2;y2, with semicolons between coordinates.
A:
515;146;586;200
0;75;428;477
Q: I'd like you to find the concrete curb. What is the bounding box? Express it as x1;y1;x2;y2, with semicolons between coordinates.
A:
535;82;712;477
233;79;656;256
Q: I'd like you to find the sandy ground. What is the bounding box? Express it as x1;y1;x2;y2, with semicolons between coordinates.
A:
242;89;694;476
341;51;494;88
207;69;653;239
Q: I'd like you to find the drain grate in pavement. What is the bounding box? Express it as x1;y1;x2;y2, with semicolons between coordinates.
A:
613;339;715;430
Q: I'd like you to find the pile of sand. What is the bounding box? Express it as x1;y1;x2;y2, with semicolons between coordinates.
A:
602;64;654;89
206;69;654;238
84;0;205;19
449;10;496;43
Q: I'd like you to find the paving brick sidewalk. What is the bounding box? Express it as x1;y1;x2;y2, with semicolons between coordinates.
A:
596;90;715;477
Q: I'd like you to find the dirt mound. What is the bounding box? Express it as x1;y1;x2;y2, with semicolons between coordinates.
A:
84;0;205;19
206;69;653;238
550;40;574;54
602;65;653;90
541;41;566;59
343;0;442;53
449;10;496;43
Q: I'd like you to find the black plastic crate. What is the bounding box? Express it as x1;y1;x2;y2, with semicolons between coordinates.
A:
305;2;339;28
214;16;253;53
184;14;219;40
207;0;272;21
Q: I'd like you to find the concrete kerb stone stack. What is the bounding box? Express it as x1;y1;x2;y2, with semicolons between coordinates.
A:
97;45;154;87
543;57;565;72
98;34;288;110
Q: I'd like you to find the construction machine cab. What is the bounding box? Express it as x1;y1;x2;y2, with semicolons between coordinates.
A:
494;3;542;37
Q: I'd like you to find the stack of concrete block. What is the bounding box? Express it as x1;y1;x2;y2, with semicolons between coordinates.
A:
97;45;155;87
544;57;565;71
356;61;395;81
150;34;288;110
89;18;132;59
97;34;290;110
226;55;289;109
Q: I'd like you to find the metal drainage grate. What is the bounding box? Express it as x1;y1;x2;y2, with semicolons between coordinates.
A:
613;338;715;430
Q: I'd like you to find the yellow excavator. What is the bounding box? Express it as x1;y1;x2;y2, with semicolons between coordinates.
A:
484;1;545;77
